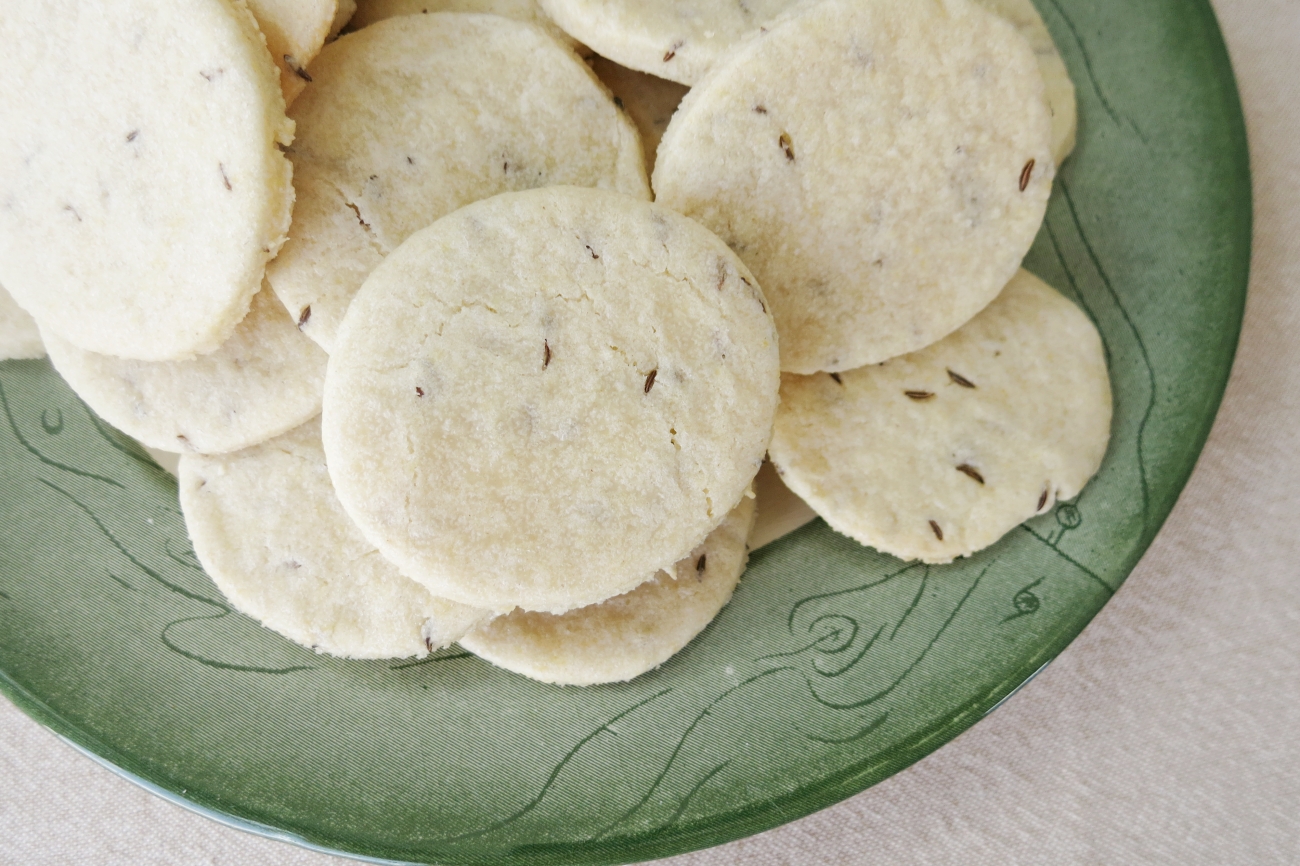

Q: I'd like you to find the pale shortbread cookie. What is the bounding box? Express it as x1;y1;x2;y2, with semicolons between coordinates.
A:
180;419;491;659
349;0;572;44
980;0;1077;164
0;283;44;361
590;58;689;173
461;493;756;685
654;0;1054;374
0;0;294;361
266;13;647;352
329;0;358;37
42;286;327;455
542;0;1075;161
245;0;340;106
768;270;1111;564
538;0;793;85
323;187;779;614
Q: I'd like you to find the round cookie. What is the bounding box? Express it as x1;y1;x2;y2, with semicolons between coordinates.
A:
349;0;573;45
768;270;1112;564
180;419;491;659
542;0;1076;162
43;286;327;455
323;186;779;614
265;13;648;352
0;283;44;361
461;493;756;685
980;0;1077;164
538;0;793;85
653;0;1054;374
245;0;342;107
0;0;294;361
589;58;690;173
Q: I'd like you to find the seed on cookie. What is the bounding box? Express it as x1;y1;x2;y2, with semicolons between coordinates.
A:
265;12;649;352
654;0;1055;373
322;187;779;614
42;286;327;455
768;270;1112;564
0;0;294;361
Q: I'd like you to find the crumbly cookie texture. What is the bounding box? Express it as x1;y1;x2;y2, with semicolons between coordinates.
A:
0;0;294;361
266;13;647;352
538;0;794;85
0;283;44;361
654;0;1054;373
329;0;357;37
42;286;326;455
245;0;340;107
589;58;689;174
461;493;755;685
769;270;1112;564
979;0;1077;164
323;186;779;614
180;419;491;659
350;0;573;45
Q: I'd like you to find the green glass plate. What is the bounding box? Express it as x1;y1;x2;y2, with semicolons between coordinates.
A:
0;0;1249;862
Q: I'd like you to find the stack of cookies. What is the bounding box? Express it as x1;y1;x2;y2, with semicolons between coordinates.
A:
0;0;1111;685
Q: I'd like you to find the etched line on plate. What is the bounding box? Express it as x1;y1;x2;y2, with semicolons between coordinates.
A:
0;382;124;488
161;614;315;674
37;478;226;607
592;668;799;840
659;759;732;830
786;562;922;632
1019;524;1115;594
812;623;885;678
799;711;889;744
163;538;205;574
802;566;988;710
1001;576;1045;623
1059;179;1155;536
440;688;673;843
1042;0;1120;125
83;406;170;473
390;651;473;670
888;566;931;639
106;572;136;592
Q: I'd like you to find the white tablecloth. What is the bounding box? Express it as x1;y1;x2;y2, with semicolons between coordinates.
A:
3;1;1297;862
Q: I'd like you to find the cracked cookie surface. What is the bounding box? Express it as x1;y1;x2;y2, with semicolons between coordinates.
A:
265;12;648;353
322;186;779;614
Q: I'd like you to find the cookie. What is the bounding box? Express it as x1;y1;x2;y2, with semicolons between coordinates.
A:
538;0;793;85
0;283;44;361
589;58;689;173
653;0;1054;374
180;419;491;659
460;493;755;685
245;0;341;106
980;0;1077;164
322;186;779;614
0;0;294;361
768;270;1111;564
42;286;327;455
541;0;1075;162
265;13;648;352
349;0;573;45
330;0;358;37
